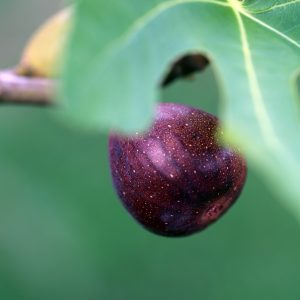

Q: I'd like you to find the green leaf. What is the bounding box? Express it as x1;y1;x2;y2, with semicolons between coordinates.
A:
62;1;300;214
244;0;300;41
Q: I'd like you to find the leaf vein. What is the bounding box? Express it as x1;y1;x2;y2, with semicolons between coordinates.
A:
87;0;229;70
239;9;300;49
228;0;284;152
247;0;300;14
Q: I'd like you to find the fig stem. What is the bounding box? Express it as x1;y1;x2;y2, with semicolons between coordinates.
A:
0;69;55;106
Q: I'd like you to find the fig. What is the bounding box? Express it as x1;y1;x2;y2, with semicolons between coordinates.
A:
109;103;247;237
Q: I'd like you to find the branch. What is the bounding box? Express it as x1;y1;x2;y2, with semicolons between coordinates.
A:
0;53;208;106
0;69;55;105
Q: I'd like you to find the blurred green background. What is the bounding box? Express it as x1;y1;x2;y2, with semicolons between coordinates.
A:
1;1;300;300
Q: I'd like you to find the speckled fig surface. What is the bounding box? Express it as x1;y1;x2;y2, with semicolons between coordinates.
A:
109;103;247;237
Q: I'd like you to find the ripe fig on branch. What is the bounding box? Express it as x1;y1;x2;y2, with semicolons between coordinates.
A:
109;103;247;237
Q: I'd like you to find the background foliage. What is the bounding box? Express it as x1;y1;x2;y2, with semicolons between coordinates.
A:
1;1;300;300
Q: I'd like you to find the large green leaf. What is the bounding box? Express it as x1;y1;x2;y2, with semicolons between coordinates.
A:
62;1;300;214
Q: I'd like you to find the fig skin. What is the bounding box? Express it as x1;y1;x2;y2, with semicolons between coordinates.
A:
109;103;247;237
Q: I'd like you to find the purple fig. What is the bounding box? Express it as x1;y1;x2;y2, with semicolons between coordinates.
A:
109;103;247;237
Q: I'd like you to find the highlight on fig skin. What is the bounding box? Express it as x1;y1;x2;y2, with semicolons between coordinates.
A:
109;103;247;237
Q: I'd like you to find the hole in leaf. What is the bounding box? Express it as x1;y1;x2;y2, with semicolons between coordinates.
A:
161;53;209;87
161;61;219;116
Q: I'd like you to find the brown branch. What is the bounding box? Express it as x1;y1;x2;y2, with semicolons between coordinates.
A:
0;69;55;105
0;54;209;106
